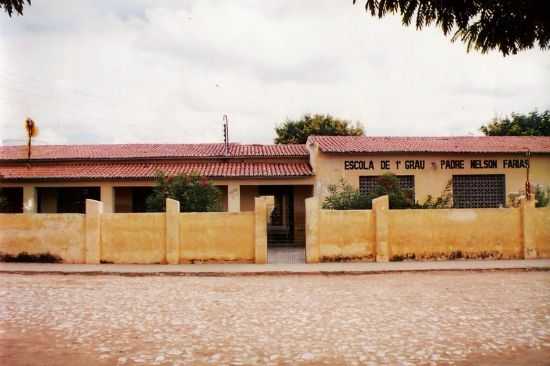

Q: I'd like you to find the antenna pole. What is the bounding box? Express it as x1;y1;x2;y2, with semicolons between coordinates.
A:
223;114;229;156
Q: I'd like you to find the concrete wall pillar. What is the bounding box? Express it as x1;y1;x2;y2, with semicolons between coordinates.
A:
22;185;36;213
165;198;180;264
520;197;537;259
373;195;390;262
228;183;241;212
100;184;114;213
85;199;103;264
305;197;320;263
254;196;274;264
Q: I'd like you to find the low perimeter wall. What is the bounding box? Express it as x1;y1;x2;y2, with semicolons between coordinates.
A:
0;197;274;264
306;196;550;263
0;214;85;263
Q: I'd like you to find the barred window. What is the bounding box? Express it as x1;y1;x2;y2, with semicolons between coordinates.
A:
359;175;415;199
452;174;506;208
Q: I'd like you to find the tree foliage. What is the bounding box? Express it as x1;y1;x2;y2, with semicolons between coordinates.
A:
275;114;364;144
322;174;414;210
146;172;222;213
480;110;550;136
353;0;550;56
1;0;30;16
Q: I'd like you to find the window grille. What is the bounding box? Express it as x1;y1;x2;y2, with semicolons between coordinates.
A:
452;174;505;208
359;175;415;200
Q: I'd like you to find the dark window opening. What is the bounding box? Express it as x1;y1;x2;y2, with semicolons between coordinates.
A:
114;187;154;213
452;174;505;208
37;187;100;213
0;187;23;213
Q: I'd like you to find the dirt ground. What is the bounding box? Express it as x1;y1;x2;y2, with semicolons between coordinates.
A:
1;272;549;365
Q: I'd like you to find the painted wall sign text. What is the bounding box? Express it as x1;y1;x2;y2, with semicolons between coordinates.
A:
344;159;530;170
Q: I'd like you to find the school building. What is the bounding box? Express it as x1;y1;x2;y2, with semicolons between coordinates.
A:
1;135;550;247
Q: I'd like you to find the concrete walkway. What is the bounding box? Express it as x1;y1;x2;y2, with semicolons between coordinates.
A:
0;259;549;276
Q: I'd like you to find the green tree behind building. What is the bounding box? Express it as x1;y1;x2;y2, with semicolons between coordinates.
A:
480;110;550;136
275;114;364;144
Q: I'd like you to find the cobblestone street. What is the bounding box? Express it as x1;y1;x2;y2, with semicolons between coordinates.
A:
0;272;549;365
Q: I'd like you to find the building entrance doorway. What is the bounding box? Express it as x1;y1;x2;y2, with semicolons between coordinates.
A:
257;185;312;264
258;186;295;247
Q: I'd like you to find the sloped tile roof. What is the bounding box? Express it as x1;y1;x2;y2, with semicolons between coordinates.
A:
0;161;313;180
0;143;308;161
308;136;550;154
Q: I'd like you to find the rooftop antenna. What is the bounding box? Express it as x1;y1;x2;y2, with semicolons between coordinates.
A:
24;117;38;161
223;114;229;156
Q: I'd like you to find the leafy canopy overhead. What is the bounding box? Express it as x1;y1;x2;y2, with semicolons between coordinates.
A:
353;0;550;56
275;114;364;144
480;110;550;136
1;0;30;16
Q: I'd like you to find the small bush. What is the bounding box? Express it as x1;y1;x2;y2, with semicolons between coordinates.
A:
322;179;371;210
414;180;453;209
0;251;62;263
508;184;549;208
390;253;416;262
322;174;415;210
535;185;550;207
146;172;222;212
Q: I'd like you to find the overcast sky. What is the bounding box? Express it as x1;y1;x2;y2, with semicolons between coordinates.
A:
0;0;549;145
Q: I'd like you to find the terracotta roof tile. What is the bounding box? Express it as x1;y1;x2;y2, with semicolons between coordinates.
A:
308;136;550;154
0;161;313;180
0;143;308;161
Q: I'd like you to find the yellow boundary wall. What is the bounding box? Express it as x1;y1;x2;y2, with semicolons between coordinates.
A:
0;197;274;264
2;195;547;264
305;196;550;262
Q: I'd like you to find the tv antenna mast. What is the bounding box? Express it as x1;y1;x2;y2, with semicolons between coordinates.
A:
223;114;229;156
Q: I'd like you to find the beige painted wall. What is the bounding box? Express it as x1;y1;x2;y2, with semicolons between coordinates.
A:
179;212;255;262
309;150;550;204
318;210;376;261
308;201;549;262
0;213;85;262
532;207;550;258
388;208;523;259
294;185;313;244
101;213;166;264
240;186;258;212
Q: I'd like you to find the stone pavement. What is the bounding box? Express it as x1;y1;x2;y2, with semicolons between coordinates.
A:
267;247;305;264
0;272;549;365
0;259;549;276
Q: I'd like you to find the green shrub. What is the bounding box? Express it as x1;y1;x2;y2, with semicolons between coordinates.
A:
0;252;62;263
535;185;550;207
322;174;415;210
146;172;222;212
414;180;453;209
322;179;371;210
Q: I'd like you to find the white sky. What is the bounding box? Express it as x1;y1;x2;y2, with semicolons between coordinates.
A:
0;0;549;145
